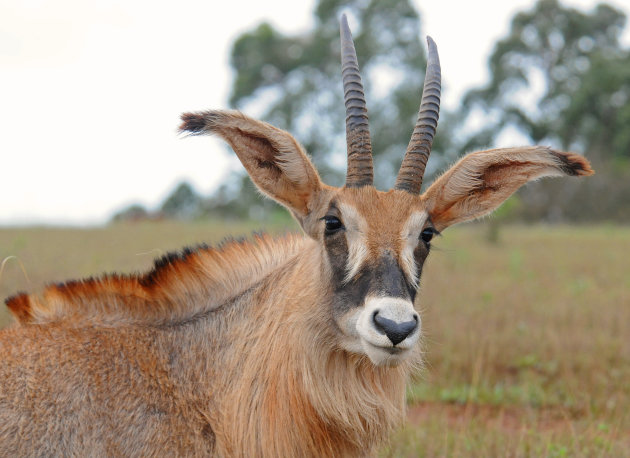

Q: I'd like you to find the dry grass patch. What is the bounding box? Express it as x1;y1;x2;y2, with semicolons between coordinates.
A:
0;222;628;455
395;224;630;456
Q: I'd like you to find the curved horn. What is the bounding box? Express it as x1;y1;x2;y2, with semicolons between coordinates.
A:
340;14;373;188
394;36;441;194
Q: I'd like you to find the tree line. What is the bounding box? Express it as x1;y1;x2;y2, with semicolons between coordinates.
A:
113;0;630;223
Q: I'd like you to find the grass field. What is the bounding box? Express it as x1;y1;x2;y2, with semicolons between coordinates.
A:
1;222;629;456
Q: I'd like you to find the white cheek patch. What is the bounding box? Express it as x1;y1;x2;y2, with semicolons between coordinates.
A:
399;210;429;289
339;202;369;284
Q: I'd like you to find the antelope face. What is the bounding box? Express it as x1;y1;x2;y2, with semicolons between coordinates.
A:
180;16;593;367
320;187;430;366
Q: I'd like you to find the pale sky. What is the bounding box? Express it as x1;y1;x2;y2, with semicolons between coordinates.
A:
2;0;629;225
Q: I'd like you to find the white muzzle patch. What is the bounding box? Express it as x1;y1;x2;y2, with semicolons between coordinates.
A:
355;297;420;366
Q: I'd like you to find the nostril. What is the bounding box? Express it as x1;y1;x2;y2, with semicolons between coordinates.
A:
372;310;386;334
372;311;418;346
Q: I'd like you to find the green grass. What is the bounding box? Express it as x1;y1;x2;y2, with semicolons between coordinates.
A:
1;222;629;456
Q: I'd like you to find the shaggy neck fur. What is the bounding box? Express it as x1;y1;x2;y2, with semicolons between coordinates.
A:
190;243;413;456
6;234;305;326
5;234;418;456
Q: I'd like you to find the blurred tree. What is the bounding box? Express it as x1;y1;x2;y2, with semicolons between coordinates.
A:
196;173;290;221
111;204;150;223
160;182;202;220
119;0;630;223
220;0;455;216
461;0;630;221
485;195;523;244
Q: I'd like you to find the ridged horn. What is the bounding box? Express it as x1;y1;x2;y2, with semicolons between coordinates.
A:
340;14;373;188
394;36;441;194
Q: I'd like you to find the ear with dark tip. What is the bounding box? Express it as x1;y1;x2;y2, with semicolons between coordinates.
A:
179;110;324;222
422;146;594;231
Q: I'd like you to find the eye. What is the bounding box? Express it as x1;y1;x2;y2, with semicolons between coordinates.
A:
324;215;344;234
420;227;436;244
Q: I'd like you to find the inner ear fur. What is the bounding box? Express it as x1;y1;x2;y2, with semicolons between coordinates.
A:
180;110;323;218
422;146;594;231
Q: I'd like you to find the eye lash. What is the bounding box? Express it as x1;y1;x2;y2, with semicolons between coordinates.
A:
320;214;341;221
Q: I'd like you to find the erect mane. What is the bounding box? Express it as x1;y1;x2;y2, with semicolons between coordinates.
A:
5;233;308;326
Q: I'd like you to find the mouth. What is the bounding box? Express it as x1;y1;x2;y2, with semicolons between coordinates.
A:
361;339;411;366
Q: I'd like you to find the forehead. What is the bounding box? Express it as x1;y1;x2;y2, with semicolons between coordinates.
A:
331;187;426;233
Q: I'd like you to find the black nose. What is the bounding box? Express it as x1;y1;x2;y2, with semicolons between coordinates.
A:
372;311;418;346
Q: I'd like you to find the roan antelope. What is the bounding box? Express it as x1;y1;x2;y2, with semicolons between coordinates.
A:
0;15;592;456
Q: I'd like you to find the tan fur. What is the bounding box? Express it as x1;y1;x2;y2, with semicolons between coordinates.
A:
8;233;304;327
423;146;593;230
0;110;592;455
184;110;322;217
1;235;411;456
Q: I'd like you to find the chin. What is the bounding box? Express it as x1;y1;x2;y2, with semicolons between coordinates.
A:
361;340;415;367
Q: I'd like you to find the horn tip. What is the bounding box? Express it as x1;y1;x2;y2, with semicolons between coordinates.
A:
340;13;351;37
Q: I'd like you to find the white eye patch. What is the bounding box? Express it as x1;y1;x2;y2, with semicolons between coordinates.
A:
399;211;429;288
338;202;369;284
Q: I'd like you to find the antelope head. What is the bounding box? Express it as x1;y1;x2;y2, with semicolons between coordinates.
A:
179;15;593;367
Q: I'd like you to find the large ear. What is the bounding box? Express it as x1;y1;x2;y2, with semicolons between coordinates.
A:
422;146;594;231
179;110;324;221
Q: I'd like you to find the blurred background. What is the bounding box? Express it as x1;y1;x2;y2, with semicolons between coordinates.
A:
2;0;629;226
1;0;629;455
